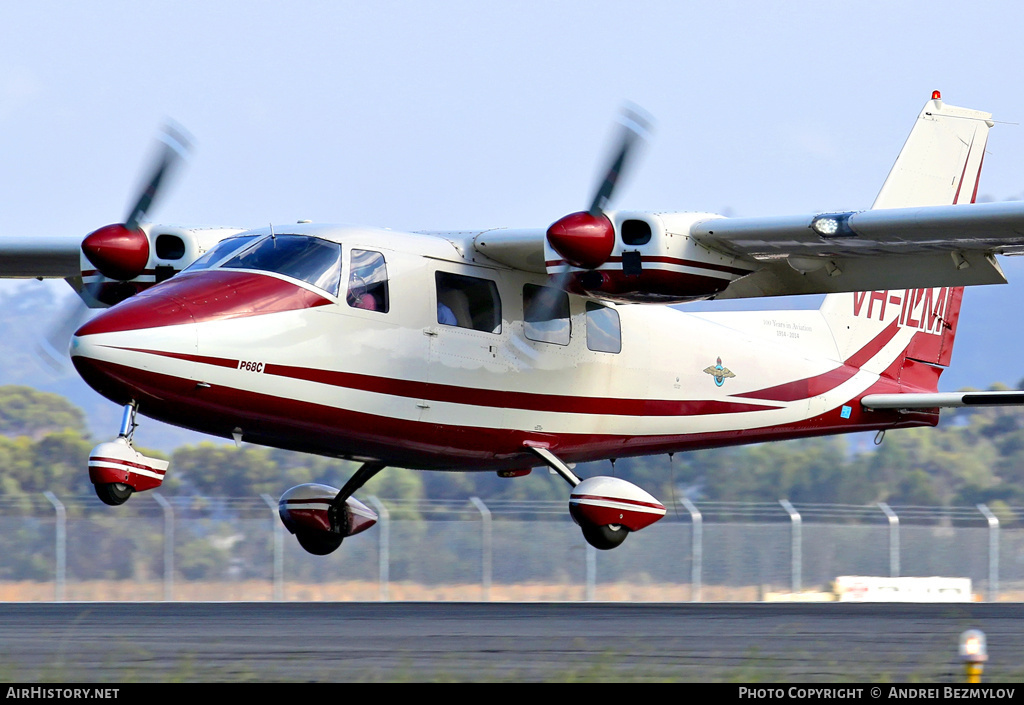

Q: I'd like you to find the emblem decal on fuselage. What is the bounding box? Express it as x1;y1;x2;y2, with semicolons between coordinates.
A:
703;357;735;387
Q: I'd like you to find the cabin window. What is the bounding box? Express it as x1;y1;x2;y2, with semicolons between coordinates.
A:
221;234;342;296
435;271;501;333
523;284;570;345
346;250;389;313
586;302;621;353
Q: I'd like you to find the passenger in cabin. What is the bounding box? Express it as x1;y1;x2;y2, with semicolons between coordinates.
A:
437;301;457;325
346;250;389;312
350;291;378;311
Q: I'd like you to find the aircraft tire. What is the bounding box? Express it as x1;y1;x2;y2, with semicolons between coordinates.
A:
581;523;629;550
296;531;344;556
95;482;134;506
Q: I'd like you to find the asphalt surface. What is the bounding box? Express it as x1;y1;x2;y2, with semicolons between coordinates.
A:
0;602;1020;682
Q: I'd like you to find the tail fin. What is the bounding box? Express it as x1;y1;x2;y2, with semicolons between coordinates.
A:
872;91;992;209
819;92;987;391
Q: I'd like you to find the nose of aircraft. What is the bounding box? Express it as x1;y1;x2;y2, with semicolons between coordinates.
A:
71;274;202;407
71;269;333;409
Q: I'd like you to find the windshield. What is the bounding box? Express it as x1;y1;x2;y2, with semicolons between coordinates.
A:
220;234;343;296
184;234;263;273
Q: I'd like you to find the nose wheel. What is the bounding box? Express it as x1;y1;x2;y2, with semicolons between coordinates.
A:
88;401;169;506
95;482;134;506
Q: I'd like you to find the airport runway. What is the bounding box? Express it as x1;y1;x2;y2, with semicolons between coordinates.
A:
0;602;1020;682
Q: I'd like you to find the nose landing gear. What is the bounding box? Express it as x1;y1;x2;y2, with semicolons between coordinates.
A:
88;401;169;506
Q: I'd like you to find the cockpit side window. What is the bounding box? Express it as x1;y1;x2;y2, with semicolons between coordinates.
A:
347;250;389;313
221;235;342;296
586;302;621;353
435;271;501;334
523;284;570;345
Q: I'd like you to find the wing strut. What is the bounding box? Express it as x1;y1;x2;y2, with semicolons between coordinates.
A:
329;461;386;534
526;444;580;488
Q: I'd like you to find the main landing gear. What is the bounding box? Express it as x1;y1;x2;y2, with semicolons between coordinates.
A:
280;448;667;556
278;462;385;556
526;445;666;550
88;401;169;506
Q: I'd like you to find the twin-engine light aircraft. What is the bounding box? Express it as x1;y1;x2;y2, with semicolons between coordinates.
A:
10;92;1024;553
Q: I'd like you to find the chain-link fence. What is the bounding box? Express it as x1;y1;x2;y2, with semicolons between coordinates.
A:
0;495;1020;602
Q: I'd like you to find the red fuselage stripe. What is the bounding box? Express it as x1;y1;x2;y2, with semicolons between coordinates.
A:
107;346;782;417
732;319;901;403
72;354;937;470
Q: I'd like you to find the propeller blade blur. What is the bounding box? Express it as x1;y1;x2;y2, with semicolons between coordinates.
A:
123;122;193;232
586;104;653;217
35;293;92;374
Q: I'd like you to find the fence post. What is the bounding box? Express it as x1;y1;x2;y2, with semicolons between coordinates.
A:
977;504;999;602
43;492;65;602
152;493;174;601
367;497;389;601
680;497;703;602
260;494;284;601
469;497;492;601
878;502;900;578
779;500;801;593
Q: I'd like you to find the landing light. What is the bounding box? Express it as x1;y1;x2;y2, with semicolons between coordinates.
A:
812;217;839;236
810;212;855;238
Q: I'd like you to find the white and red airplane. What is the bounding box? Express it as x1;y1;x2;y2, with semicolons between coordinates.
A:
8;92;1024;554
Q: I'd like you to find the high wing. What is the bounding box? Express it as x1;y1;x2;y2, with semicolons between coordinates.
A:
472;92;1024;304
689;199;1024;298
0;237;81;278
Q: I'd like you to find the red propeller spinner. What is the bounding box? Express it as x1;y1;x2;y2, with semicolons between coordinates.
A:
546;210;615;269
82;224;150;281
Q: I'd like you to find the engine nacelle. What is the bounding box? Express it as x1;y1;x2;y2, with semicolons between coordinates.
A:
545;211;755;304
88;437;169;494
79;224;248;307
569;476;666;533
278;483;378;554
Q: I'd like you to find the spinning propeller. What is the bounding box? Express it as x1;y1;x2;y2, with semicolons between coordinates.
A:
546;104;652;273
81;123;192;281
38;124;192;371
526;105;651;322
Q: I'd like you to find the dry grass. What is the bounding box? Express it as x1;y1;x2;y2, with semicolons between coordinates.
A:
2;580;1020;602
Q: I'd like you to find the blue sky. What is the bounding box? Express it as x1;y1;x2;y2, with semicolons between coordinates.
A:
3;1;1024;396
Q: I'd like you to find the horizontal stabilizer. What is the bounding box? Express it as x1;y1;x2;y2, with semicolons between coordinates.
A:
862;390;1024;409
